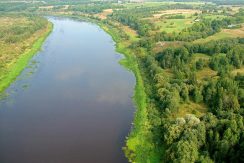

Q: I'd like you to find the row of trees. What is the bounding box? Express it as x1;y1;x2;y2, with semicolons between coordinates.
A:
69;2;122;14
111;13;154;36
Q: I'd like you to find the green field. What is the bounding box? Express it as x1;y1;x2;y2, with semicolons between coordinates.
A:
155;18;195;32
0;15;52;92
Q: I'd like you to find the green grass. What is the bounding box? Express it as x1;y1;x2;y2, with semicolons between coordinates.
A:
202;14;227;20
192;53;210;61
154;12;228;34
122;1;205;10
156;18;195;33
194;31;233;43
0;22;53;93
231;66;244;75
99;21;161;163
171;101;207;118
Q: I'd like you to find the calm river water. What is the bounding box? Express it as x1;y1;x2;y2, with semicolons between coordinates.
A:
0;17;135;163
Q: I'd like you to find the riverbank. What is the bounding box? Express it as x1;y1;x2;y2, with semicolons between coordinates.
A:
0;21;53;93
62;13;156;161
99;23;146;160
98;22;161;162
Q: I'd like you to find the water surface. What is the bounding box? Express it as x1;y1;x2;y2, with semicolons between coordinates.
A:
0;17;135;163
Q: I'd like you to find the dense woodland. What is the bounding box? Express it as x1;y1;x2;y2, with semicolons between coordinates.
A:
102;2;244;162
142;38;244;162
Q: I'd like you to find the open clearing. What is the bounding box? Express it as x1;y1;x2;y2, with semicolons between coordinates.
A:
0;17;29;27
39;5;54;10
154;18;195;33
232;67;244;75
194;24;244;43
144;9;202;33
196;68;217;80
223;25;244;37
171;102;207;119
153;9;201;18
96;9;113;20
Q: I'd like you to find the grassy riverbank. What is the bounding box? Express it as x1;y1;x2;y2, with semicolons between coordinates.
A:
99;22;161;162
0;19;53;93
64;13;161;162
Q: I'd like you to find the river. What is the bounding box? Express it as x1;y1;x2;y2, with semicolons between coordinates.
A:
0;17;135;163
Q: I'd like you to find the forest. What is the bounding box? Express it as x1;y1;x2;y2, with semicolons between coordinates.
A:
142;38;244;162
95;2;244;162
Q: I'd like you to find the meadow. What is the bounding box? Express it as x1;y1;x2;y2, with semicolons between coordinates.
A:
0;14;52;92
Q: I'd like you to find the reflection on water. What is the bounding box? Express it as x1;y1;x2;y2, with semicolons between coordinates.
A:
0;17;135;163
